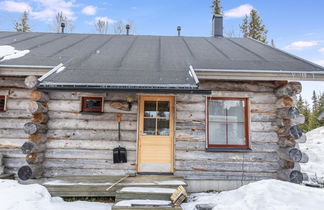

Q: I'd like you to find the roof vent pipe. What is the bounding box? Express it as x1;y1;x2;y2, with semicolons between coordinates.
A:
177;26;181;36
212;15;223;37
60;22;65;33
126;24;130;35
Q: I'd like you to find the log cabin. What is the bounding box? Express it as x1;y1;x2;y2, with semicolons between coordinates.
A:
1;15;324;193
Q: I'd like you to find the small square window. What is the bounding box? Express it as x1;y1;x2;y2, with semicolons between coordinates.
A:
81;97;104;112
0;96;6;111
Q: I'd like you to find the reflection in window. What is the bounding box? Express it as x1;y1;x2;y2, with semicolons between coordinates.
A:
81;97;104;112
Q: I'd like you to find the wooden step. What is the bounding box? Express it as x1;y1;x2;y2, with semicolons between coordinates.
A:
116;187;177;202
113;200;182;210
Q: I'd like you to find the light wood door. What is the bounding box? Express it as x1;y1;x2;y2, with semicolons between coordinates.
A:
137;95;174;173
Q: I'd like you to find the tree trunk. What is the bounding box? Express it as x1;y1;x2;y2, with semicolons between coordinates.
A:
32;113;49;124
21;141;46;154
27;101;48;114
29;90;49;102
29;133;47;144
24;76;39;89
277;169;307;184
277;107;300;119
24;122;47;134
18;164;43;180
26;153;45;164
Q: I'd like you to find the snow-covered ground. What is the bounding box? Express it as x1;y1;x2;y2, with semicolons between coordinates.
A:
0;180;112;210
0;45;29;62
300;126;324;183
182;179;324;210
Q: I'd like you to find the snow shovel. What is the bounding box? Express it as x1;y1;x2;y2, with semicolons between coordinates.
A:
113;113;127;163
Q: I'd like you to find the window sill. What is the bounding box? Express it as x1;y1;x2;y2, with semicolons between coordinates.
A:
80;111;104;114
206;147;252;152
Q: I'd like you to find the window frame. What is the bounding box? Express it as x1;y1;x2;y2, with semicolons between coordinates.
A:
81;96;104;113
0;95;7;111
206;97;250;149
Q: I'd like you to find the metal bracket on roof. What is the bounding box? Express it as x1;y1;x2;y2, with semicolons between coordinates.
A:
189;65;199;86
38;63;65;82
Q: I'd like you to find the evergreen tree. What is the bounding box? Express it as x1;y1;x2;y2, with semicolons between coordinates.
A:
240;9;268;43
211;0;222;15
14;11;31;32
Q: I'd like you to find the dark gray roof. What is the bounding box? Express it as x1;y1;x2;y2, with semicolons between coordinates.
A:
0;31;323;89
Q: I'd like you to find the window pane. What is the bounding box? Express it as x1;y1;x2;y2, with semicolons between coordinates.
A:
157;119;169;136
84;99;102;109
158;101;169;118
225;100;244;122
0;97;4;110
144;101;156;117
144;118;156;135
208;100;226;121
209;122;226;145
228;123;245;145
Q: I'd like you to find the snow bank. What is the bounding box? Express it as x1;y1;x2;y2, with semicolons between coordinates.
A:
0;45;29;62
115;199;171;207
182;179;324;210
300;126;324;181
0;180;112;210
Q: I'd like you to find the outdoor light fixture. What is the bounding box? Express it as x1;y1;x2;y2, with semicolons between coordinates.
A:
127;96;133;110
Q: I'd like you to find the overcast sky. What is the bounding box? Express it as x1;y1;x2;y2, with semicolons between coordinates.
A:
0;0;323;102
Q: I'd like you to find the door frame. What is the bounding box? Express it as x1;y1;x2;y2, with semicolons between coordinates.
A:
136;94;175;173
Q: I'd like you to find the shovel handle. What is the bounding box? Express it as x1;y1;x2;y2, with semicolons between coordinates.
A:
117;113;122;122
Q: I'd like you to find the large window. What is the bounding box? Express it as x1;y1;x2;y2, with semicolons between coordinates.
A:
207;97;249;149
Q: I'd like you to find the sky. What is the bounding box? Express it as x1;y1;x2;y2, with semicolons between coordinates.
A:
0;0;323;102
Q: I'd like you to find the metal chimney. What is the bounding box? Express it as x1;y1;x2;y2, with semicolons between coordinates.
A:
126;24;130;35
177;26;181;36
60;22;65;33
212;15;223;37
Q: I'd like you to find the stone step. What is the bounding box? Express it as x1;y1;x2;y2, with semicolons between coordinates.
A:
116;187;177;202
112;199;182;210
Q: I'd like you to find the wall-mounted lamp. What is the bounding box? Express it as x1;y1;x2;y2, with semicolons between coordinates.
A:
127;96;133;110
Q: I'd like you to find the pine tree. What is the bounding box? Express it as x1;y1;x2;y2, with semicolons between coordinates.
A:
240;9;268;43
14;11;31;32
211;0;222;15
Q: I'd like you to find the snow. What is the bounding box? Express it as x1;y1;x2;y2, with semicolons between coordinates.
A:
120;187;176;194
44;180;114;186
115;199;171;207
0;45;29;62
182;179;324;210
0;180;112;210
300;126;324;182
155;180;186;185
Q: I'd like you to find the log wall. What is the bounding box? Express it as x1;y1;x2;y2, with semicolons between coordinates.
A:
174;80;283;181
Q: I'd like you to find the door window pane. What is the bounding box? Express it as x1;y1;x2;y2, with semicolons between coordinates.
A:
157;119;169;136
144;101;156;117
228;123;245;145
209;122;226;145
158;101;169;118
144;118;156;135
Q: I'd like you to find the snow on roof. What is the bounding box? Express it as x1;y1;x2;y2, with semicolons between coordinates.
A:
0;45;29;62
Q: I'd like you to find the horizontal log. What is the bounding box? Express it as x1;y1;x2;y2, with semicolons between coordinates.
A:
0;119;29;129
200;81;276;92
0;109;31;119
27;101;48;114
175;129;205;141
47;129;136;141
175;151;279;162
21;141;46;154
278;136;296;147
32;113;49;124
277;107;300;119
8;88;31;99
250;104;277;113
29;90;49;102
18;164;43;180
43;168;134;177
176;103;205;112
176;111;205;121
0;78;26;88
208;91;277;104
277;169;307;184
48;111;137;121
176;121;205;130
26;152;45;164
29;134;47;144
276;114;305;126
48;91;137;101
0;138;27;149
275;96;295;108
277;147;307;162
24;122;47;134
176;94;205;103
0;148;26;158
24;75;39;89
277;125;303;140
279;160;295;169
45;149;136;161
43;159;135;170
47;140;136;150
251;113;276;122
250;132;279;143
274;82;302;97
250;122;277;132
47;119;137;130
175;160;279;173
6;99;29;110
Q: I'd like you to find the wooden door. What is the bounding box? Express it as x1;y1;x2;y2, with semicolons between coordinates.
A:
137;95;174;173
